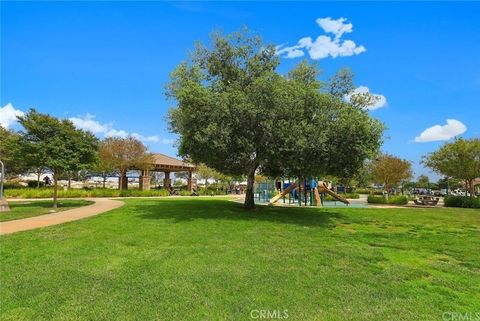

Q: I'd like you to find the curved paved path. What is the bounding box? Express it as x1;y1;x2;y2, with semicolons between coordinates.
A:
0;198;124;236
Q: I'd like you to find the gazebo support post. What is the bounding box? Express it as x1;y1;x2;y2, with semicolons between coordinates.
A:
139;169;151;191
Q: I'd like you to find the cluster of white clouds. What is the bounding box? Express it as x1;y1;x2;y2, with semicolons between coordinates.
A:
345;86;387;111
69;114;174;144
0;103;173;145
276;17;366;60
0;103;24;128
414;119;467;143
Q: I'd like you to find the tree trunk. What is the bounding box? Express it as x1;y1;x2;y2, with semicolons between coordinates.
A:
244;166;257;210
469;179;474;197
53;173;58;209
119;171;124;191
68;174;72;190
205;179;208;195
37;171;41;188
103;174;106;189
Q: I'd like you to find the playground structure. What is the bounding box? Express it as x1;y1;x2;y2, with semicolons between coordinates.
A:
255;178;350;207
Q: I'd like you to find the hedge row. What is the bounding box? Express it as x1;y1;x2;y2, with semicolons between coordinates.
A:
367;195;409;205
444;196;480;209
356;189;383;195
4;188;171;199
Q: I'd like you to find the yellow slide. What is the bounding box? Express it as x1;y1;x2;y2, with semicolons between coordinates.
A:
318;182;350;205
269;181;298;204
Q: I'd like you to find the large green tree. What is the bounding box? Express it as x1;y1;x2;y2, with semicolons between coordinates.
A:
167;30;383;209
17;110;99;208
422;138;480;196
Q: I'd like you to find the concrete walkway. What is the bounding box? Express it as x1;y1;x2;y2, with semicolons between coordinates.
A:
0;198;124;236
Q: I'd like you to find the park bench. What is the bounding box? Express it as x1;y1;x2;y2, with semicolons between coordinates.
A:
413;196;439;206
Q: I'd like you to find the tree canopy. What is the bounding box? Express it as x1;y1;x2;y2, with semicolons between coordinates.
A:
17;109;99;207
371;153;412;192
416;175;430;189
167;29;384;209
99;137;151;190
0;127;28;178
422;138;480;196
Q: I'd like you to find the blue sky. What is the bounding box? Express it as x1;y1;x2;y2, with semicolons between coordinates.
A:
1;1;479;181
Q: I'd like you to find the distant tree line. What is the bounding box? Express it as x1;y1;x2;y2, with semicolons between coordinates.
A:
0;110;151;208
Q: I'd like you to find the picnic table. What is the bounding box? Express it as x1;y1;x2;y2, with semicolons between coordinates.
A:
414;196;439;206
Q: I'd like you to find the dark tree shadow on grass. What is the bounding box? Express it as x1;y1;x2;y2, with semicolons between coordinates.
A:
135;199;345;228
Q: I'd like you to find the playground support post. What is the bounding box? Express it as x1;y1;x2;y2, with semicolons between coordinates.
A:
298;178;302;207
310;177;314;206
304;179;307;206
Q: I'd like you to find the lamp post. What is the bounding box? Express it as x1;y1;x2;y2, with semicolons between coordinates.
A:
1;159;11;212
0;159;4;199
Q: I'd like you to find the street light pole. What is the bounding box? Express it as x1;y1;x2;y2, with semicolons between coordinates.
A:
0;159;11;212
0;159;4;200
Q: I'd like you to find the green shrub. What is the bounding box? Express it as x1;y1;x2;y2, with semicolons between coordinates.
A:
345;193;360;199
198;187;226;196
27;180;45;188
2;181;24;189
388;196;409;205
367;195;408;205
355;188;371;194
444;196;480;209
367;195;386;204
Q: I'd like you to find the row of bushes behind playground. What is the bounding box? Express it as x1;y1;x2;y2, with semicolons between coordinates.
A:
367;195;409;205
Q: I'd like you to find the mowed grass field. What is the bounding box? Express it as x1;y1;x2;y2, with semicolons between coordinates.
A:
0;198;479;321
0;200;94;222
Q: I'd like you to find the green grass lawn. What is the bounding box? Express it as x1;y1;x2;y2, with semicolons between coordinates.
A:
0;198;479;321
0;200;94;222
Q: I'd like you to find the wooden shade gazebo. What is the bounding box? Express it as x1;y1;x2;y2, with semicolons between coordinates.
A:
121;153;197;191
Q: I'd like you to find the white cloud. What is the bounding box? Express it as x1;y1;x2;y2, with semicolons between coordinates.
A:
69;113;110;134
277;17;366;60
0;103;24;128
68;114;172;145
131;132;163;143
345;86;387;111
276;46;305;58
414;119;467;143
316;17;353;39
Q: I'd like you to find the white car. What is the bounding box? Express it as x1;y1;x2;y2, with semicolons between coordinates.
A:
450;189;470;196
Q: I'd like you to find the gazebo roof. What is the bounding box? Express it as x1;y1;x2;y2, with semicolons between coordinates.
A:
150;153;196;172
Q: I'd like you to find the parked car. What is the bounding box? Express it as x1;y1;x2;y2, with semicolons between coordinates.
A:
450;189;470;197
